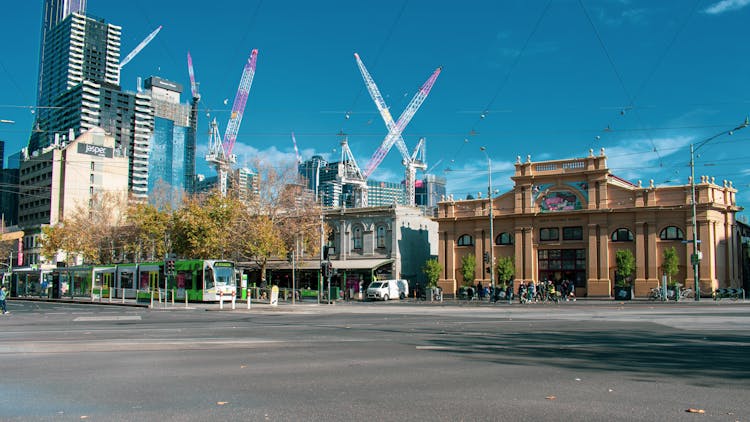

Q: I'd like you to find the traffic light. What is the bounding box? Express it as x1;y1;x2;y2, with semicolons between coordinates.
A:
166;259;175;275
321;261;333;278
483;252;489;264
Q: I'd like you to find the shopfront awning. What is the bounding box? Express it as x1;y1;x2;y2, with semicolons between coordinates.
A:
330;259;394;270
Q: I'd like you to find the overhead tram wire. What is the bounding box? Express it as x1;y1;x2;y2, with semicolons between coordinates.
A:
433;0;553;177
342;0;409;123
578;0;668;164
585;0;701;154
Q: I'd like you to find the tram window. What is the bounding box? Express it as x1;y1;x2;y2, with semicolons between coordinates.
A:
120;272;134;289
196;270;204;291
205;267;215;289
176;272;191;289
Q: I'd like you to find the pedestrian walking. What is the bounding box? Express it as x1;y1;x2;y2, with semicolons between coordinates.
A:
0;286;8;314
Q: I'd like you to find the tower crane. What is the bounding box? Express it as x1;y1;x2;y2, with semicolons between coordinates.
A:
204;49;259;196
187;51;200;100
354;53;440;206
291;132;302;164
119;26;162;70
186;52;201;193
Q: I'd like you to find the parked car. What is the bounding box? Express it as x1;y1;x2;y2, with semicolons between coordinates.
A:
366;279;408;301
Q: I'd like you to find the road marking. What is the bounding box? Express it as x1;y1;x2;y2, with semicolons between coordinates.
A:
74;316;142;322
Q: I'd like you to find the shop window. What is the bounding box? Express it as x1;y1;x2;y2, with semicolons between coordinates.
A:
563;226;583;241
611;228;634;242
540;228;559;241
496;232;513;245
659;226;684;241
457;234;474;246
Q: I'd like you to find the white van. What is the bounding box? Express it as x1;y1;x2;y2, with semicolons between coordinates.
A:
366;279;409;301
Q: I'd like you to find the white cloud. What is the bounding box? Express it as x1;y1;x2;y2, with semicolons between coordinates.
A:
603;135;693;183
444;159;516;199
704;0;750;14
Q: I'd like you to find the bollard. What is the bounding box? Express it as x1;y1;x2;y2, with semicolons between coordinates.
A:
172;288;175;306
219;291;224;310
231;291;236;310
185;291;189;308
122;288;125;304
247;292;251;310
150;289;154;308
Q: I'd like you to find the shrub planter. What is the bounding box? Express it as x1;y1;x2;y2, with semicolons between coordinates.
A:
614;285;633;300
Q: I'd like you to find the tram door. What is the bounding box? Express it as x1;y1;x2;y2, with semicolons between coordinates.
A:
138;265;163;295
115;269;134;298
93;270;111;298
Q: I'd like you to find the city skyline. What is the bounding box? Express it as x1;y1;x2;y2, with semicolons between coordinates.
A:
2;1;750;209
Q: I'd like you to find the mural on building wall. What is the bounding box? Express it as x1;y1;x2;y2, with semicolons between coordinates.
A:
533;183;585;212
539;191;582;212
532;183;554;202
566;181;589;202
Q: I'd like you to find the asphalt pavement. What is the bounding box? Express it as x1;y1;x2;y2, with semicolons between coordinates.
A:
1;298;748;421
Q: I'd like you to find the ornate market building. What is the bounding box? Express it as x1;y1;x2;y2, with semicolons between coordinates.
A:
435;149;743;298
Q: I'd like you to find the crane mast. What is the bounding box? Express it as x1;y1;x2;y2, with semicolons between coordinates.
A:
204;49;259;197
119;26;162;70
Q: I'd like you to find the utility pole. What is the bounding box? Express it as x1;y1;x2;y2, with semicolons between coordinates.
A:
689;118;748;301
480;147;495;298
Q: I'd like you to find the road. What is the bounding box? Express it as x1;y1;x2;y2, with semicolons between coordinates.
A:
0;300;748;421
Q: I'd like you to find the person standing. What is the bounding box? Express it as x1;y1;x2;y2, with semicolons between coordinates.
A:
0;286;8;314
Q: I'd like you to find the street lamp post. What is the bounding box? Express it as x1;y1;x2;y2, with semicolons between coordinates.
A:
689;118;748;301
480;147;495;298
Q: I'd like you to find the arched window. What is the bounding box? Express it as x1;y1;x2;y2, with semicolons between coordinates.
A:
659;226;684;241
376;226;386;248
352;226;363;249
496;232;513;245
457;234;474;246
611;228;634;242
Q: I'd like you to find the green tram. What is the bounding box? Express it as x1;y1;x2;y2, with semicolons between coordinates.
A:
3;260;236;302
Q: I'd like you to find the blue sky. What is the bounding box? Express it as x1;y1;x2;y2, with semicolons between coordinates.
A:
2;0;750;210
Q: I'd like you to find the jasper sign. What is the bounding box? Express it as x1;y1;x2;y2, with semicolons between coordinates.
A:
78;142;113;158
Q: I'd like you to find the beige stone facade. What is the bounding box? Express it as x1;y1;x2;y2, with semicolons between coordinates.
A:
18;127;129;266
436;150;742;298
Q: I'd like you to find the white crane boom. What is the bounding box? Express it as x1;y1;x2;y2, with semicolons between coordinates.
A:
119;26;162;69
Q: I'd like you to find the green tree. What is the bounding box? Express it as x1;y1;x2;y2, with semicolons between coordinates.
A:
126;202;173;261
495;256;515;287
422;258;442;288
172;193;241;259
615;249;636;287
460;253;476;287
40;191;130;265
662;246;679;286
234;213;286;283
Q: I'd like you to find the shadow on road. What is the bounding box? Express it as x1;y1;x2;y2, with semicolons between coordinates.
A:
424;325;750;385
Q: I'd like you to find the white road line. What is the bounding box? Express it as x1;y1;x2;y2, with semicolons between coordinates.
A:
74;316;142;322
